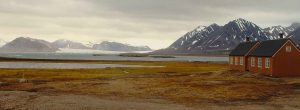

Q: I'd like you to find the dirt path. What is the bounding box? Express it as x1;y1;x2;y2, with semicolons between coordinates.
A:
0;91;198;110
0;91;300;110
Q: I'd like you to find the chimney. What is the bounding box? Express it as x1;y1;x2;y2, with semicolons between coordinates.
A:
279;33;284;39
246;37;250;42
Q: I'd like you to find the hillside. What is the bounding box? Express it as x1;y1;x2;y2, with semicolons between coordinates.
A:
0;37;58;52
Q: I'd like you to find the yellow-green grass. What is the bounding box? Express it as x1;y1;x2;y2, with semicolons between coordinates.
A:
0;62;227;81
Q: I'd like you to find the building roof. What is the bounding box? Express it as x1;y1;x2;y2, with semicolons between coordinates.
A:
248;39;289;57
229;41;259;56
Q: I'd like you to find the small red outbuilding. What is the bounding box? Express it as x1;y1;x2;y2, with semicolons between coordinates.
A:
229;41;260;71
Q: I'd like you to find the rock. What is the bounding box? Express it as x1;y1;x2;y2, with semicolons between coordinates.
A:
18;78;28;83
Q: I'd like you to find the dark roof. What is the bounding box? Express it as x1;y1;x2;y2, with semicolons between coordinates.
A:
229;41;259;56
249;39;289;57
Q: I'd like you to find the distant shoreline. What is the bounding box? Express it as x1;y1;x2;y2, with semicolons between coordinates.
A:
124;52;229;57
0;55;228;64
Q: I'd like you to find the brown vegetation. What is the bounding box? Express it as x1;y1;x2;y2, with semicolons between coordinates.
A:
0;61;297;107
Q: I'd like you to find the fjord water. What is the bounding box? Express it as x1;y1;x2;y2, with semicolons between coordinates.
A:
0;62;159;69
0;53;228;62
0;53;228;69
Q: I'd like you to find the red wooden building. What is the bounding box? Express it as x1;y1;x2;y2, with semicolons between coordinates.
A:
230;38;300;77
248;39;300;77
229;41;260;71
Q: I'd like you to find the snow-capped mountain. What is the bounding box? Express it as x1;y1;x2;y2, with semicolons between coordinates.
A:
52;39;90;49
168;23;222;52
0;38;153;53
155;18;270;54
264;26;290;39
289;22;300;30
154;19;300;54
0;37;59;52
287;27;300;46
85;41;97;48
263;23;300;39
92;41;152;52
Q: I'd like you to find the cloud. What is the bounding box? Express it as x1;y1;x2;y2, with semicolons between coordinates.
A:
0;0;299;49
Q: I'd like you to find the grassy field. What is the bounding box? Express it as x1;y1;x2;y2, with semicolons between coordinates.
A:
0;61;299;108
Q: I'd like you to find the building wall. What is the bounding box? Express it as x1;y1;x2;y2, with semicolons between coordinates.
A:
248;57;273;76
272;41;300;77
229;56;246;71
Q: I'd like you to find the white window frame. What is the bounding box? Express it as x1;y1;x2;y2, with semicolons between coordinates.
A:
230;57;233;64
286;46;292;52
251;57;255;67
265;58;270;68
258;58;262;68
235;57;238;65
240;57;243;65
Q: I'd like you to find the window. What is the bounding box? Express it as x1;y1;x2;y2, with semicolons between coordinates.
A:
251;57;255;67
230;57;233;64
265;58;270;68
235;57;238;65
286;46;292;52
240;57;243;65
258;58;262;68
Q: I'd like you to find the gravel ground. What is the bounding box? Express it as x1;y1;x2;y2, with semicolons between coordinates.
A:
0;91;300;110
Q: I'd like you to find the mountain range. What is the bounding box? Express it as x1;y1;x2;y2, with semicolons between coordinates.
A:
93;41;152;52
0;37;59;52
1;18;299;54
154;18;300;54
52;39;90;49
287;27;300;46
0;37;152;52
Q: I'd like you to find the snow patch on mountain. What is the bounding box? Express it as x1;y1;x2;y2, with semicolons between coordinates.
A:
52;39;90;49
92;41;152;52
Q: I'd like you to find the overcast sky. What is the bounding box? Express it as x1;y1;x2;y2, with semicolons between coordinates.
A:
0;0;299;49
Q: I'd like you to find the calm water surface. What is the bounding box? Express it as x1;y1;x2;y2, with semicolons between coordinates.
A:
0;53;228;69
0;62;160;69
0;53;229;62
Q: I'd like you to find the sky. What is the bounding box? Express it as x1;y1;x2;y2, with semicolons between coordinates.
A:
0;0;299;49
